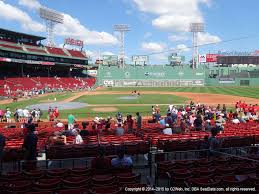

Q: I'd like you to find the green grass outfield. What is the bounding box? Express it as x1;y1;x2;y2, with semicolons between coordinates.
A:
0;86;257;119
103;86;259;99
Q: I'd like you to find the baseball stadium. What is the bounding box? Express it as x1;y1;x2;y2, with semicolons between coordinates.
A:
0;1;259;194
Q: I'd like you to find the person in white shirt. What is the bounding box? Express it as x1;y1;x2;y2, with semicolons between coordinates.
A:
163;124;173;135
74;130;83;144
23;109;29;122
5;109;11;123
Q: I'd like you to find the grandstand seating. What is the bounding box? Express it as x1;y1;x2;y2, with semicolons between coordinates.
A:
0;167;149;194
0;43;24;51
0;77;96;96
67;49;86;58
46;47;68;56
26;48;47;54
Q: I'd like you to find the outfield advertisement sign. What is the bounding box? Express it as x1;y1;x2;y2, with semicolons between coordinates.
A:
87;70;98;77
132;55;149;63
101;79;204;87
219;77;235;84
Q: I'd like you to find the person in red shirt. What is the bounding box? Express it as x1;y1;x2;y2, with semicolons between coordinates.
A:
53;107;59;119
91;146;111;170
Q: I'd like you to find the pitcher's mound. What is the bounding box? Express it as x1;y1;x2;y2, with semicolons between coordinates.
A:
91;107;118;112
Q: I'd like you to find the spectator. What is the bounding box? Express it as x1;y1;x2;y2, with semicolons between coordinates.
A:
80;121;90;136
163;124;173;135
136;112;142;130
200;135;210;158
74;129;83;144
115;124;124;136
0;133;6;161
194;115;203;131
0;109;4;122
68;113;75;130
91;146;111;169
126;115;134;133
5;108;11;123
204;120;212;131
23;124;38;160
14;109;19;122
111;147;133;168
208;128;222;157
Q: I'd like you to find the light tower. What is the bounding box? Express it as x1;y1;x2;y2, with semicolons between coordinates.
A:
114;24;130;68
189;23;204;68
39;7;64;46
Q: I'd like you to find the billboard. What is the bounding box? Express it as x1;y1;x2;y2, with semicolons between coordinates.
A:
217;56;259;64
198;54;206;63
102;55;118;66
65;38;84;47
206;54;219;62
132;55;149;63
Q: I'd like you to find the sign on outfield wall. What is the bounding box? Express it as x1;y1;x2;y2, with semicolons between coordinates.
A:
132;55;149;63
87;70;98;77
103;80;114;86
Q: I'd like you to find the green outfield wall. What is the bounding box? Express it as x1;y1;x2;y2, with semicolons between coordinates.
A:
98;66;205;87
96;65;259;87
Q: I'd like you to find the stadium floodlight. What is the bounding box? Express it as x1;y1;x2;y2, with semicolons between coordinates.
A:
190;23;204;69
114;24;130;68
39;7;64;46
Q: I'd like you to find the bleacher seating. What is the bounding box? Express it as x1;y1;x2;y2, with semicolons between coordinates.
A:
67;49;86;58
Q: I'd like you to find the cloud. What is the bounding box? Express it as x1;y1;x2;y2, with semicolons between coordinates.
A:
141;41;167;53
133;0;210;32
144;32;152;39
16;0;118;46
18;0;41;9
168;34;189;42
197;32;221;45
54;14;118;45
175;44;190;52
102;51;115;55
0;1;44;32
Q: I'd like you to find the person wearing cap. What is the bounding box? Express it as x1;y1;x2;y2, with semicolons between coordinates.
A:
205;119;212;132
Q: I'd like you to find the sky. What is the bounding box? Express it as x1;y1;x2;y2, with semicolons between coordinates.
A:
1;0;259;64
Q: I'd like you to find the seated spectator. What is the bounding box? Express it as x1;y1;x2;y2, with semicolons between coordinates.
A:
215;114;225;130
74;129;84;144
163;124;173;135
55;120;64;128
111;147;133;168
80;121;90;136
115;124;124;136
48;132;67;146
91;147;111;169
208;128;223;157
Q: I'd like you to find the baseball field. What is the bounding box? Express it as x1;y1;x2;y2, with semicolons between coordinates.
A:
0;86;259;120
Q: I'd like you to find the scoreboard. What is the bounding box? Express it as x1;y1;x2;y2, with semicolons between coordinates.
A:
217;56;259;64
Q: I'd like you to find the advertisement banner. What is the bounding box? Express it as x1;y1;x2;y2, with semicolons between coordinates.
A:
198;54;206;63
132;55;149;63
206;54;219;62
87;70;98;77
